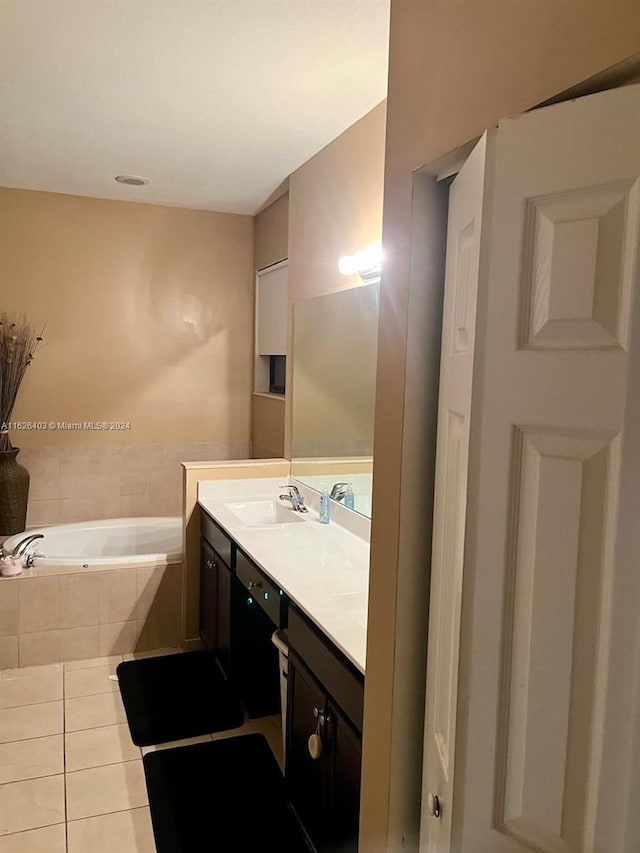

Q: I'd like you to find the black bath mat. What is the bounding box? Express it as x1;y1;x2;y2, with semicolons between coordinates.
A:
116;651;243;746
144;733;310;852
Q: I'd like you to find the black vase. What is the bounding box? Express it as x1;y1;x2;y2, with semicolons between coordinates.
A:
0;448;30;536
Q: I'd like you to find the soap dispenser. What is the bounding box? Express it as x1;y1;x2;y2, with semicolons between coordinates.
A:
344;483;355;510
319;490;330;524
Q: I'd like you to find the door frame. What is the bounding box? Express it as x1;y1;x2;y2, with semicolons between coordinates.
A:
360;59;640;853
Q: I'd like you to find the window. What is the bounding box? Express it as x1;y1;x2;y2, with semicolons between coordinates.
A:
269;355;286;395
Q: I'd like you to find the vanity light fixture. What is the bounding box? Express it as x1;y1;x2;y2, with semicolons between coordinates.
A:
338;243;382;283
114;175;150;186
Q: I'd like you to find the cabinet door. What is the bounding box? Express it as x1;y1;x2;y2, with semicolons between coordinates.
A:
233;573;281;718
216;557;234;680
256;262;288;355
326;700;362;853
199;540;218;650
287;656;329;845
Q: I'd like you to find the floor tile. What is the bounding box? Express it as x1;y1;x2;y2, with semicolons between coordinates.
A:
0;664;62;682
0;667;62;710
250;717;284;770
0;823;66;852
211;715;284;768
65;760;148;821
65;724;140;771
140;733;212;755
64;666;119;699
0;637;18;670
122;647;181;661
212;718;252;740
0;735;64;784
64;655;122;672
0;775;65;836
0;702;63;743
67;807;155;853
64;692;126;732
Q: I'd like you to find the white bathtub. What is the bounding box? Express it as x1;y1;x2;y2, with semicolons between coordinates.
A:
3;516;182;569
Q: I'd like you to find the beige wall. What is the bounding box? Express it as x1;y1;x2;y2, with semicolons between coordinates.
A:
1;188;255;449
286;102;387;457
251;193;289;458
362;2;640;850
251;395;285;459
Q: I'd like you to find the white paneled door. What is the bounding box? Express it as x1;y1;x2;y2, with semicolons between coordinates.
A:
420;131;494;851
421;84;640;853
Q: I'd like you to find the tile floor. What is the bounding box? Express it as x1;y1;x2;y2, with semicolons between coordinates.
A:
0;650;284;852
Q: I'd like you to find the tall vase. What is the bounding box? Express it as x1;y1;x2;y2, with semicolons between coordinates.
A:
0;448;30;536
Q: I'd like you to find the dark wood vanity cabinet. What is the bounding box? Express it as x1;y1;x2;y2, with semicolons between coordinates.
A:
199;537;235;680
199;538;218;651
200;512;237;681
287;658;329;842
286;608;364;853
327;699;362;851
200;509;363;850
200;510;283;716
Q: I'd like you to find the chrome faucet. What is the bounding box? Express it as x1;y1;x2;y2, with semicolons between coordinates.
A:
279;485;308;513
329;482;350;502
6;533;44;568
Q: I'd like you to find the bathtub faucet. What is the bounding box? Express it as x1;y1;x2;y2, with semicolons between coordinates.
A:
7;533;44;567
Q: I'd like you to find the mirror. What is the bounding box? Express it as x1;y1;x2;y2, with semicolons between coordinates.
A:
290;282;379;517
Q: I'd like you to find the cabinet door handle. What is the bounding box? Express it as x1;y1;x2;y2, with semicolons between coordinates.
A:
248;580;262;590
206;559;216;570
308;732;323;759
308;707;330;759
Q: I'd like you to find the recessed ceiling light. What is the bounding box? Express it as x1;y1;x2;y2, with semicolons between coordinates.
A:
114;175;150;186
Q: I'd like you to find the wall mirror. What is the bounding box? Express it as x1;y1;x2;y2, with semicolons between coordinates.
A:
290;282;380;517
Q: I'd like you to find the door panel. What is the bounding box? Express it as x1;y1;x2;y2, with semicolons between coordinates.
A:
199;540;218;650
216;556;234;679
287;656;329;845
422;84;640;853
420;132;494;852
327;700;362;853
496;429;617;851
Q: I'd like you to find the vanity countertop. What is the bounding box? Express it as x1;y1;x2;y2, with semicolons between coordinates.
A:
198;478;369;673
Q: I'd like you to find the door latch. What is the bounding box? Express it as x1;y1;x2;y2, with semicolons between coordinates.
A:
428;793;441;819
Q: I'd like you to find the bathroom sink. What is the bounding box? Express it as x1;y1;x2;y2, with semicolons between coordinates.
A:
224;500;306;527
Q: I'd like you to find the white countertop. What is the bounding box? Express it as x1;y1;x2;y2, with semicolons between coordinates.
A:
198;478;370;673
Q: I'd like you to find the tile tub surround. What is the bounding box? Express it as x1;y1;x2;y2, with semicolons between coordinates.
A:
19;441;250;528
0;562;182;668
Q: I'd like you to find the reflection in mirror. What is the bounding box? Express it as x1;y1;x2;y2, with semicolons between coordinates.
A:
290;283;379;518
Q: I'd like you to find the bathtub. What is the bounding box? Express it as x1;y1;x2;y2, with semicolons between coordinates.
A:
3;516;183;569
1;517;184;668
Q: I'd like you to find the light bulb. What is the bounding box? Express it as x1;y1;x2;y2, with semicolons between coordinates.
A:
338;255;357;276
338;243;383;278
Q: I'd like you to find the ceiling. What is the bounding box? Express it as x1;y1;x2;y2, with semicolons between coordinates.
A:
0;0;389;214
